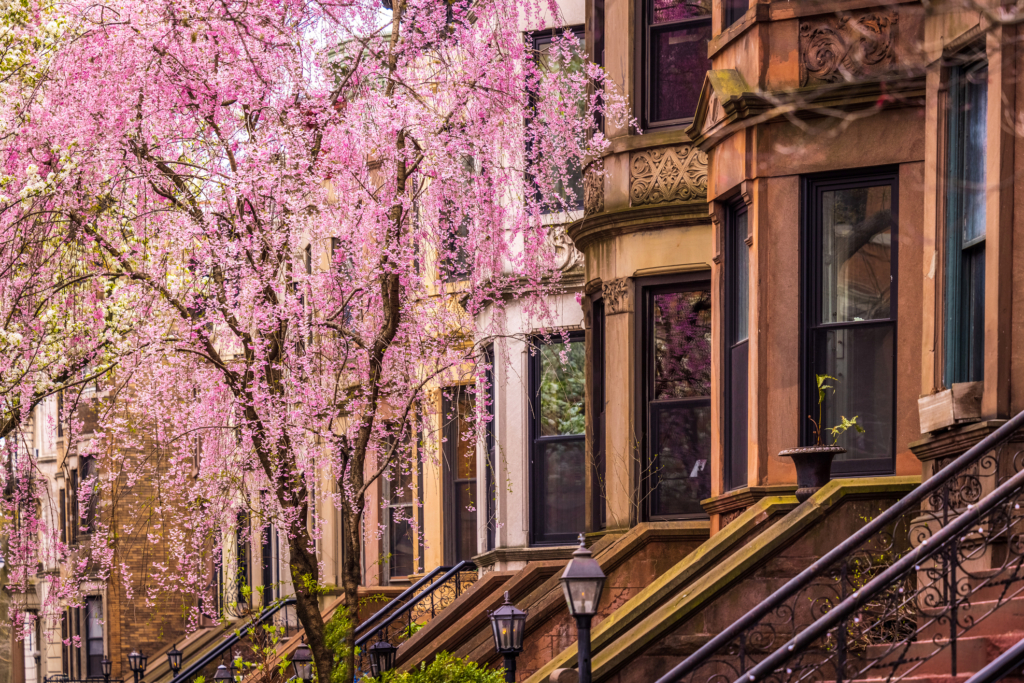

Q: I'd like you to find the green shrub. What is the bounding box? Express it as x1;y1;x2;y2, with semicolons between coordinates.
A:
364;652;505;683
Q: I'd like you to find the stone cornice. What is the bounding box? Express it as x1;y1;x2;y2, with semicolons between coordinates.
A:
567;202;710;253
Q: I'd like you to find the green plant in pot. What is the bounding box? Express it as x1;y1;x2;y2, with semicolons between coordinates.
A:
780;374;864;503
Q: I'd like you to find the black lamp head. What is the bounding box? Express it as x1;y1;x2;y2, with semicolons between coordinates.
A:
127;651;149;675
367;640;397;677
488;591;527;655
167;646;183;674
213;665;233;683
559;533;606;618
291;642;314;683
101;658;112;678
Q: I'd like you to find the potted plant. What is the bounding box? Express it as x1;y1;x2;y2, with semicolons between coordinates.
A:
780;374;864;503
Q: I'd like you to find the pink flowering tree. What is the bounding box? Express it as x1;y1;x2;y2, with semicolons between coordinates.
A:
0;0;628;678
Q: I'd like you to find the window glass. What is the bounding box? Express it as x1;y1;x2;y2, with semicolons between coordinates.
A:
538;340;586;436
731;210;749;343
653;291;712;399
531;333;586;544
808;173;897;474
650;25;712;123
645;284;712;518
533;29;586;211
445;393;477;562
820;185;892;323
85;597;103;678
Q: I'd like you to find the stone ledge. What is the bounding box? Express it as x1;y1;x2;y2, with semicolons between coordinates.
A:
567;202;710;253
909;420;1010;464
472;545;578;570
701;485;800;515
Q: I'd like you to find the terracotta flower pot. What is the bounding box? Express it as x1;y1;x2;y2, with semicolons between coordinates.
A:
779;446;846;503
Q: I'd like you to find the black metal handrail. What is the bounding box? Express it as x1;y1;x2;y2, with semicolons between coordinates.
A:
355;560;476;650
45;677;125;683
658;408;1024;683
353;566;451;639
966;634;1024;683
171;598;296;683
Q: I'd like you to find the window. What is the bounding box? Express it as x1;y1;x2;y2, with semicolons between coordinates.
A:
722;0;747;29
261;525;277;602
529;332;586;545
591;298;607;529
640;278;712;518
69;468;79;544
805;171;898;475
482;344;497;551
79;456;96;534
236;512;250;603
59;487;66;544
85;597;103;678
531;28;586;211
725;202;749;491
442;390;477;563
641;0;712;128
384;459;416;580
945;58;987;385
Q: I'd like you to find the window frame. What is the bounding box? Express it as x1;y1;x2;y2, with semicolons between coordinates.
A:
590;296;607;530
724;200;750;491
442;387;478;564
802;168;899;477
636;272;713;522
529;25;587;213
528;330;587;546
482;344;497;551
638;0;712;129
382;454;416;582
84;596;104;679
944;55;988;387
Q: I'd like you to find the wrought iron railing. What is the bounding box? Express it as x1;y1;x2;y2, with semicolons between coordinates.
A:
354;566;452;640
355;560;476;674
658;409;1024;683
45;677;125;683
171;598;295;683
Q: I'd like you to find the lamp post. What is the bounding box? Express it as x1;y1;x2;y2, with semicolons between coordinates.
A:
488;591;527;683
127;651;149;683
291;642;314;683
101;658;111;683
167;647;183;679
560;534;605;683
367;641;397;678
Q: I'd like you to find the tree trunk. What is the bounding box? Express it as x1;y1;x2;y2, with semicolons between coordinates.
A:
340;504;364;681
288;528;331;683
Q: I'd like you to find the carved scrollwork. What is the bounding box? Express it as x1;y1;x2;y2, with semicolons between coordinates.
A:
583;158;604;217
545;225;583;272
799;10;899;86
602;278;630;315
629;145;708;206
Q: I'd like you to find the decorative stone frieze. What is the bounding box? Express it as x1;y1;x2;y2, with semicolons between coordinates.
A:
629;145;708;206
799;10;899;86
602;278;631;315
583;158;604;217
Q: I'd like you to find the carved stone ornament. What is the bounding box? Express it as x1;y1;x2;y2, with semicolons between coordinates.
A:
602;278;630;315
583;159;605;217
799;10;899;87
629;145;709;206
545;225;583;272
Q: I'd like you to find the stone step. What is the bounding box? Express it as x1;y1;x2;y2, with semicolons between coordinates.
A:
863;633;1024;679
917;596;1024;640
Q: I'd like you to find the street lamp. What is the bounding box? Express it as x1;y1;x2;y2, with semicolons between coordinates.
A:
101;657;112;683
127;651;149;683
488;591;527;683
560;534;606;683
166;646;183;677
291;642;314;683
366;640;397;678
213;665;233;683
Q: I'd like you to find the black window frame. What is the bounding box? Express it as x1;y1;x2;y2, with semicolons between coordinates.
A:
482;344;497;551
260;523;277;603
636;273;713;521
84;596;103;678
802;168;899;477
442;387;477;564
528;330;587;546
590;297;607;530
639;0;712;129
724;200;749;491
944;54;988;387
383;451;416;582
528;26;587;213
